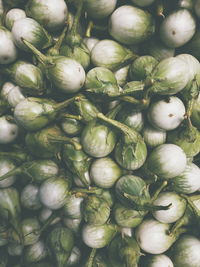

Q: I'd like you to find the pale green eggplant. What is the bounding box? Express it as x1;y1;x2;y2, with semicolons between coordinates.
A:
1;82;25;108
61;117;83;136
25;125;82;158
0;26;18;64
85;67;120;97
47;227;74;267
5;8;26;30
114;203;145;228
23;240;47;263
160;9;196;48
0;187;23;243
91;39;137;71
14;96;78;131
108;235;141;267
109;5;155;45
0;159;59;184
145;144;187;179
170;234;200;267
83;195;110;225
82;223;118;248
25;0;68;32
97;113;147;170
0;157;17;188
21;184;41;210
3;60;44;95
0;115;18;145
84;0;117;19
170;162;200;194
12;17;52;51
90;157;122;189
62;140;92;187
22;40;86;94
129;55;158;81
81;119;117;158
39;175;71;210
141;37;175;61
62;194;83;219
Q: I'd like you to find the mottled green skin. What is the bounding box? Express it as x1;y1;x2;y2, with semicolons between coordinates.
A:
117;106;144;132
167;125;200;157
60;44;90;70
4;61;44;95
141;38;175;61
82;223;118;248
149;57;189;95
93;251;111;267
91;40;133;71
108;235;140;267
85;66;120;96
191;94;200;128
114;203;145;228
25;125;64;158
62;142;91;187
0;187;22;241
22;218;40;245
14;97;57;131
115;175;150;209
19;159;59;184
81;120;117;158
170;234;200;267
115;135;147;170
129;55;158;81
61;118;82;136
47;227;74;267
83;195;110;225
74;96;100;122
109;6;155;45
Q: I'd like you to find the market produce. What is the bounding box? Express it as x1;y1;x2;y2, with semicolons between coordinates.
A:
1;1;200;266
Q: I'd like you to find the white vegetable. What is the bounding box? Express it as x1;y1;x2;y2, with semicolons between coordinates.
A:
147;96;186;131
171;235;200;267
63;195;83;219
0;116;18;144
5;8;26;30
90;157;121;188
83;37;99;52
160;9;196;48
135;219;176;254
142;124;166;148
153;192;186;223
0;27;18;64
39;177;69;210
21;184;41;210
171;162;200;194
1;82;25;108
145;254;174;267
109;5;155;45
0;158;16;188
84;0;117;19
146;144;187;179
25;0;68;31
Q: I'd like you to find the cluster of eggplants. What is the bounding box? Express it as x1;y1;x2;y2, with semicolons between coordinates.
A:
1;0;200;267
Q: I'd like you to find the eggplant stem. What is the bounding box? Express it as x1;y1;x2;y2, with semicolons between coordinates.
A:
22;39;53;66
151;180;168;202
53;96;78;111
85;21;93;38
48;135;82;150
84;248;97;267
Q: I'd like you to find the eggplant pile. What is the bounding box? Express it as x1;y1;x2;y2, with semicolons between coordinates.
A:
1;0;200;266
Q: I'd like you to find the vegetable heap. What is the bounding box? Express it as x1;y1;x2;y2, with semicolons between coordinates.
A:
1;0;200;266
